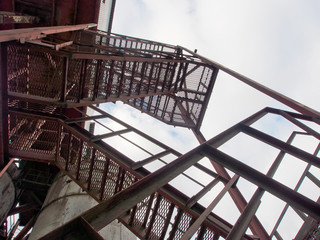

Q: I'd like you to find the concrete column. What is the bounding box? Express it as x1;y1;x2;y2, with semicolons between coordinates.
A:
29;172;136;240
0;163;20;227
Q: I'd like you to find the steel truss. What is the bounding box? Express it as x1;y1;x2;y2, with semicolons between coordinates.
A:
0;25;320;240
4;105;320;240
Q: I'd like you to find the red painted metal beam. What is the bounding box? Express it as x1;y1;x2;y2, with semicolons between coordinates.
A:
239;124;320;168
202;144;320;221
0;23;97;43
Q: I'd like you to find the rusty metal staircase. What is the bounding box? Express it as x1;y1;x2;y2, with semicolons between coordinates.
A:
8;106;238;239
1;24;320;240
6;28;217;130
7;104;320;239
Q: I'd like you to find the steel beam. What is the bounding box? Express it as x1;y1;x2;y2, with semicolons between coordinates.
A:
0;158;14;178
132;149;172;170
0;23;97;43
90;128;132;142
8;88;178;108
279;110;320;140
239;124;320;168
186;177;220;208
82;144;206;231
202;144;320;221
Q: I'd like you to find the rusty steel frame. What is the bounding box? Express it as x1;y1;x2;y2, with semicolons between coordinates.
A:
31;108;320;240
7;109;240;239
1;24;320;239
4;27;218;130
0;23;97;43
8;105;319;240
83;107;319;239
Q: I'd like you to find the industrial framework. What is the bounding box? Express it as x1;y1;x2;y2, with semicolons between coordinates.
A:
0;11;320;240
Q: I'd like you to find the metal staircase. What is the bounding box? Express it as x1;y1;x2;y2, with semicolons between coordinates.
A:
1;24;320;240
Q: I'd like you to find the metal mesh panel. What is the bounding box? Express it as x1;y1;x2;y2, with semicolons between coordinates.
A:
149;197;172;239
83;59;97;100
77;141;93;185
201;228;216;240
67;135;82;173
102;159;119;198
125;62;216;129
9;114;59;155
132;195;153;228
90;150;106;191
67;59;82;101
59;129;70;168
30;122;57;152
122;171;136;190
173;212;193;240
7;43;64;99
8;97;62;115
97;60;111;98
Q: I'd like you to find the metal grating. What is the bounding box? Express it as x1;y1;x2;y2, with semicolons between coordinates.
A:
7;43;64;99
6;29;217;130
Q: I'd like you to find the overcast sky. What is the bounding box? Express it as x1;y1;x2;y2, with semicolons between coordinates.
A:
102;1;320;238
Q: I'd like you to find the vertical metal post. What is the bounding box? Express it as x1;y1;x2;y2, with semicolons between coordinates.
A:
142;193;155;228
128;61;137;96
0;43;8;168
168;208;183;240
159;203;175;240
128;205;137;226
60;57;69;102
99;158;110;200
145;194;162;239
118;61;126;97
65;130;72;171
92;60;101;101
106;60;114;99
154;62;163;93
76;140;83;180
55;125;62;161
87;148;96;190
147;62;155;93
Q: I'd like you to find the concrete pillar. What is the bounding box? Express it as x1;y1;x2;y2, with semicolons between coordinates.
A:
29;172;136;240
0;163;20;227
